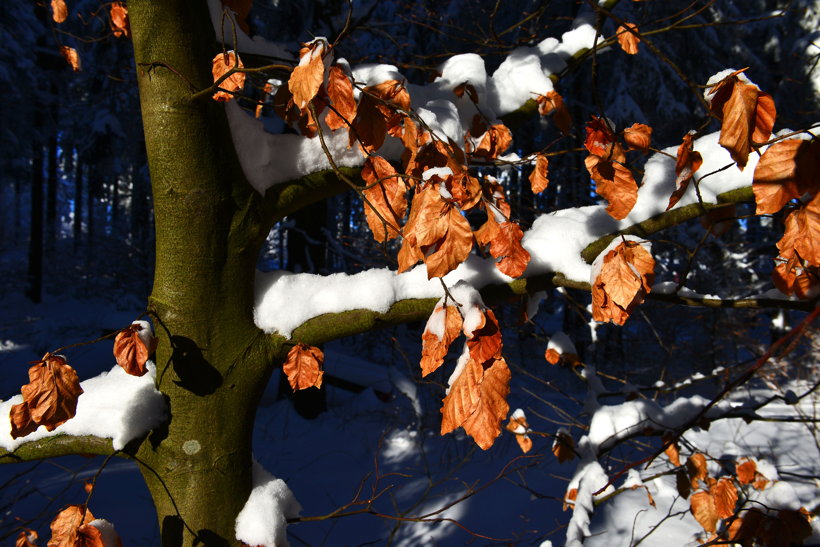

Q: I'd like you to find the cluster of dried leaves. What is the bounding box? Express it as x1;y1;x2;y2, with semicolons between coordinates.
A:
9;322;156;439
50;1;130;72
665;446;813;546
16;504;122;547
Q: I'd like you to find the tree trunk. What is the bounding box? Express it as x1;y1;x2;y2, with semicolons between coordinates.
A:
46;134;58;249
27;135;44;304
129;1;280;544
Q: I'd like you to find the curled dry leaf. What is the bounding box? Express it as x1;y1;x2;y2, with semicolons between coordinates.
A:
282;343;324;391
469;123;513;159
361;156;407;242
49;505;99;547
441;356;511;450
466;308;503;364
536;91;572;134
545;348;560;365
623;123;652;152
735;458;756;485
552;430;575;463
690;490;718;533
52;0;68;23
60;46;81;72
113;321;157;377
667;132;703;210
563;488;578;511
663;434;681;467
708;72;776;170
585;148;638;220
529;153;549;194
752;138;820;215
505;409;532;454
289;40;327;110
713;478;738;519
10;354;84;439
109;2;129;38
475;210;530;278
211;51;245;102
585;117;616;156
15;529;38;547
591;240;655;325
325;65;357;130
616;23;640;55
686;452;708;489
420;304;463;376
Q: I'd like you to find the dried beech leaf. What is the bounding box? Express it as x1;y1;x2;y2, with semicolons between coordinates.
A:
486;221;530;278
49;505;96;547
421;203;473;279
686;452;708;487
110;2;129;38
515;434;532;454
616;23;640;55
505;411;532;454
545;348;560;365
459;357;511;450
52;0;68;23
289;41;326;109
718;81;759;169
591;241;655;325
753;139;820;214
585;117;615;156
441;357;483;435
325;65;357;130
713;478;738;519
420;305;463;376
536;91;572;134
690;490;718;533
586;152;637;220
113;322;157;377
735;458;756;485
211;51;245;102
59;46;81;72
11;354;83;438
667;132;703;210
282;343;324;391
470;124;513;159
663;434;681;467
361;156;407;242
529;154;549;194
623;123;652;152
552;430;575;463
15;529;38;547
563;488;578;511
466;309;503;364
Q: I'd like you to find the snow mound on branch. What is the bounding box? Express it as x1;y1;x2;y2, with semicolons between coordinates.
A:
0;361;167;452
235;460;301;547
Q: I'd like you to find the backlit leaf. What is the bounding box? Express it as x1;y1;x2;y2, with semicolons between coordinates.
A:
536;91;572;134
113;321;157;377
529;153;549;194
59;46;81;72
282;343;324;391
616;23;640;55
667;132;703;210
586;150;637;220
420;305;463;376
713;478;738;519
211;51;245;102
11;354;83;438
623;123;652;152
289;40;327;109
109;2;129;38
470;123;513;159
552;430;575;463
52;0;68;23
48;505;97;547
591;240;655;325
325;65;357;130
735;458;756;485
690;490;718;533
361;156;406;242
753;139;820;214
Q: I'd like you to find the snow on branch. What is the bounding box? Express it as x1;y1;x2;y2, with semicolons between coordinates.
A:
0;362;167;456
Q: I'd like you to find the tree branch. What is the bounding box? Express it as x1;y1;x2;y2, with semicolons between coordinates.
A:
0;434;141;464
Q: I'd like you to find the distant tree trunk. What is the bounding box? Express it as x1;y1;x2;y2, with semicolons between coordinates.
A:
111;176;120;235
46;134;58;248
27;137;44;303
74;158;84;252
86;168;96;261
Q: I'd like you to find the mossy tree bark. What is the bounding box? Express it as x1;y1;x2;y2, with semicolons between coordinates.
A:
129;1;285;544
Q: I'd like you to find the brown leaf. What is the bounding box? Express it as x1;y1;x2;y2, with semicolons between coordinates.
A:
536;91;572;134
361;156;407;242
325;65;357;130
616;23;640;55
753;139;820;214
586;151;638;220
787;196;820;266
485;219;530;278
466;309;503;364
529;154;549;194
470;123;513;159
52;0;68;23
459;357;511;450
505;411;532;454
453;82;478;103
11;354;83;438
552;430;575;463
16;529;38;547
282;343;324;391
211;51;245;102
667;132;703;210
420;305;463;376
585;117;616;156
663;434;681;467
113;322;157;377
623;123;652;152
591;240;655;325
441;356;482;437
735;458;756;485
48;505;96;547
289;41;326;109
109;2;129;38
563;488;578;511
59;46;81;72
713;478;738;519
686;452;709;488
420;203;473;279
515;434;532;454
545;348;560;365
445;170;482;210
690;490;718;533
350;92;387;154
